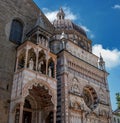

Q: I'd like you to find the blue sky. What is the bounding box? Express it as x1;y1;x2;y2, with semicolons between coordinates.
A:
33;0;120;110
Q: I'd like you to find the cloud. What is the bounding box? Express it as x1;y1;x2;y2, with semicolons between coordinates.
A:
63;7;77;20
112;4;120;9
93;44;120;69
42;7;77;22
80;25;95;39
81;25;90;32
42;7;95;39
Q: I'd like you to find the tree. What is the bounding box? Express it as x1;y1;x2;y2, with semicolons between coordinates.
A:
116;93;120;109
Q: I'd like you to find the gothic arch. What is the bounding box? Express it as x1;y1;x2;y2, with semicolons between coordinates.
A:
48;57;55;78
25;95;37;109
22;79;56;105
18;49;26;69
27;48;36;70
38;50;46;74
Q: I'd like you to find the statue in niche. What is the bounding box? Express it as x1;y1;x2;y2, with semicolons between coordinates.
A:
29;58;34;70
46;41;48;47
38;61;43;73
41;37;45;45
48;66;52;77
38;36;41;44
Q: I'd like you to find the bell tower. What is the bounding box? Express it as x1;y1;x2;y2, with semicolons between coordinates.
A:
57;8;65;20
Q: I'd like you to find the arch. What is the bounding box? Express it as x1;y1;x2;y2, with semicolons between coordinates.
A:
38;50;46;74
9;19;24;44
22;79;56;105
12;103;20;113
25;95;37;110
27;48;36;70
48;57;55;78
18;49;26;69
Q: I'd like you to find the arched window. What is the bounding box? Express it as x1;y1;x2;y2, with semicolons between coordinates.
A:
9;19;23;44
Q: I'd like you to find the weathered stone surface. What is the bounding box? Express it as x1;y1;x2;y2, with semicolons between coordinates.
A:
0;0;40;122
0;1;112;123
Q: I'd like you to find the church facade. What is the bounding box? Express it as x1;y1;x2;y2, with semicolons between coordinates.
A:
0;0;112;123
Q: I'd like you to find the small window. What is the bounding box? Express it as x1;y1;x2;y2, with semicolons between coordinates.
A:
9;19;23;44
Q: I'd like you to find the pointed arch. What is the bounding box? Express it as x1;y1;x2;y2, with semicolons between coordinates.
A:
27;48;36;70
48;57;55;78
22;79;56;105
18;49;26;69
38;50;46;74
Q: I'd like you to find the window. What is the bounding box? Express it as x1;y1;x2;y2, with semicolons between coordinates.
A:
9;19;23;44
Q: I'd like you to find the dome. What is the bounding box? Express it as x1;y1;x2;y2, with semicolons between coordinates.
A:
53;8;87;37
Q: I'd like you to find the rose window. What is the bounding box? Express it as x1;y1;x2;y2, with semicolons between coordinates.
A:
83;86;98;110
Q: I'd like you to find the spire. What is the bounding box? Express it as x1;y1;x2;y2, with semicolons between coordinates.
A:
57;8;65;20
100;53;103;61
99;53;105;71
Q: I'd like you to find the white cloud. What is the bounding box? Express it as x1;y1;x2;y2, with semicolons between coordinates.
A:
81;25;90;32
80;25;95;39
42;7;77;22
93;44;120;69
42;7;95;39
63;7;77;21
112;4;120;9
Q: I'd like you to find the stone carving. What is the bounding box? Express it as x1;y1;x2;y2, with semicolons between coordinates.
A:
22;79;56;105
29;58;34;70
48;67;52;77
71;78;80;93
38;61;43;73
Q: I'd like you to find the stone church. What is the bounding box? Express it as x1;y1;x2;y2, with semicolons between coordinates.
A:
0;0;112;123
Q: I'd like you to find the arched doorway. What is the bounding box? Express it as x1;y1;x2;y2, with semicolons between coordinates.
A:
15;96;35;123
14;80;56;123
22;99;32;123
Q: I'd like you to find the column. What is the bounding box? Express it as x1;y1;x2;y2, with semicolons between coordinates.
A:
24;48;28;68
15;55;19;72
36;51;39;71
53;107;56;123
38;111;42;123
19;102;24;123
46;58;48;75
82;112;85;123
54;61;57;79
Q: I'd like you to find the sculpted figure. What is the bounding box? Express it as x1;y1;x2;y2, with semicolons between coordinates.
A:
38;61;43;73
29;58;34;70
48;66;52;77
